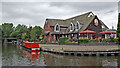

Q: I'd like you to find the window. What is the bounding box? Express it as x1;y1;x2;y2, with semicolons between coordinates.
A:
76;22;79;29
94;19;99;26
71;24;73;30
88;13;94;17
54;24;60;32
56;25;59;31
75;21;83;30
70;22;74;31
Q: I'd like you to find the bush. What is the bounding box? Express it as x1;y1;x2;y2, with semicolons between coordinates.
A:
89;39;95;43
104;38;117;43
114;38;118;42
78;39;89;43
73;37;77;42
59;37;69;43
40;40;44;42
69;39;73;42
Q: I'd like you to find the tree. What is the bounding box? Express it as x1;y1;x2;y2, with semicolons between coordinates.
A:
21;33;27;40
117;13;120;45
30;26;43;41
2;23;14;38
10;24;28;39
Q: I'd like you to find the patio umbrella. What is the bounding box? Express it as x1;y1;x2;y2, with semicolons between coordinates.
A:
104;31;116;34
79;30;96;38
99;31;116;34
99;32;105;34
99;31;116;38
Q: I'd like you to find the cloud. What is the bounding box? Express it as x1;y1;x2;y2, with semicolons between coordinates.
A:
1;0;120;2
2;2;118;29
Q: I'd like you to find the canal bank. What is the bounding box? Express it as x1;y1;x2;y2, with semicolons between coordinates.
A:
2;43;120;66
40;44;120;56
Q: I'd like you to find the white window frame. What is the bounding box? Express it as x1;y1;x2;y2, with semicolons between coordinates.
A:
54;23;60;32
88;13;94;17
75;21;83;30
70;22;74;32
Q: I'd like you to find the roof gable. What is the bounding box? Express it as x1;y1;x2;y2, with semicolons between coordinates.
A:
45;12;108;34
46;12;94;27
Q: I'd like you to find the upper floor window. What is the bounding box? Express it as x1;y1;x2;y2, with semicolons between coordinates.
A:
54;23;60;32
94;19;99;26
88;13;94;17
56;25;59;31
75;21;83;30
70;22;74;32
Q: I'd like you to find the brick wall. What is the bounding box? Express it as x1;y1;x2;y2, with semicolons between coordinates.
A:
43;22;55;42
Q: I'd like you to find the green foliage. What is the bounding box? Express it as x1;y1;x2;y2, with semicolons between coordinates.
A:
59;37;69;43
114;38;118;42
2;23;14;38
21;33;27;40
103;38;117;43
10;24;28;39
1;23;43;42
0;25;2;30
117;13;120;44
117;13;120;38
78;39;89;43
30;26;43;41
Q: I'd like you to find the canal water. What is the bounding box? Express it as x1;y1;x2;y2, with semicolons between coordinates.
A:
2;43;120;67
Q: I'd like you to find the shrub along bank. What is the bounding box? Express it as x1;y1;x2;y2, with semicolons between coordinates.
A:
59;37;118;44
78;39;89;43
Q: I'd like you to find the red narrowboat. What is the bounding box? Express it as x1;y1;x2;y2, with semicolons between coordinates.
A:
23;42;40;51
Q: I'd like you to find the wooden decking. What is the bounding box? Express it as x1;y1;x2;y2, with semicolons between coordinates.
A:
40;44;120;56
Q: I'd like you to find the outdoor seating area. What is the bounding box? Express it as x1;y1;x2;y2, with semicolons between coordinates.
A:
58;29;117;44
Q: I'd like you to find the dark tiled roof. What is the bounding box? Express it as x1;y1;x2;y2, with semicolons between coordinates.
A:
45;12;108;34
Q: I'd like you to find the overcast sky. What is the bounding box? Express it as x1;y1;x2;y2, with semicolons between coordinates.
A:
1;2;119;29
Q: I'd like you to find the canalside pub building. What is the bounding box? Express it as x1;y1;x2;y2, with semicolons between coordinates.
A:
43;12;109;42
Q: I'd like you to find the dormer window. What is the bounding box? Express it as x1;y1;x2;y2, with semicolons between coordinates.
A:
56;25;59;31
75;21;83;30
76;21;79;29
88;13;94;17
70;22;74;32
54;24;60;32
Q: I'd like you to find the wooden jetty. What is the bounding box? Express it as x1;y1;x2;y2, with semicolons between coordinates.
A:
4;37;17;44
41;48;120;56
40;44;120;56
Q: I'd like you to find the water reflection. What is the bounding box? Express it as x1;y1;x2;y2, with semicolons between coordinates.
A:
43;52;120;66
22;50;40;60
2;44;120;67
2;44;46;66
